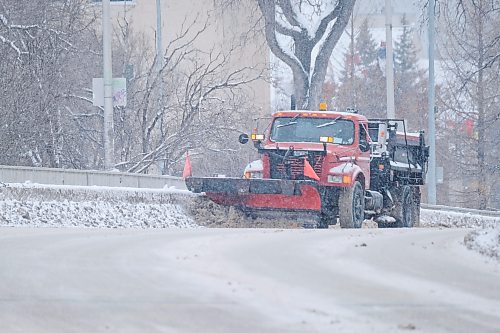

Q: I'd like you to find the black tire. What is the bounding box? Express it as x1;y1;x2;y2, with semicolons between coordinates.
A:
412;187;421;227
317;214;329;229
339;181;365;228
392;186;416;228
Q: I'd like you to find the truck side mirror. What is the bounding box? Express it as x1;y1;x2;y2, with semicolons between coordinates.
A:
360;141;370;152
238;133;249;144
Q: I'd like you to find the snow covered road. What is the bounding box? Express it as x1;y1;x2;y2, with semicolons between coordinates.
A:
1;227;499;333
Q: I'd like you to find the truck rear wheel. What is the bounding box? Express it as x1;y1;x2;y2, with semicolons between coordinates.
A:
339;181;364;228
411;187;421;227
393;186;416;228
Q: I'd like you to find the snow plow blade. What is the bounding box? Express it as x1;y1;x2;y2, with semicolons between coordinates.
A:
185;177;322;219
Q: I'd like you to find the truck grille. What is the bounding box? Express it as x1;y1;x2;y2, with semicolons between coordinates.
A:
269;153;323;180
312;155;323;175
276;157;304;179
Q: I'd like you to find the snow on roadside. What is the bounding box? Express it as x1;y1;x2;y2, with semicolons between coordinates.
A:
1;181;499;263
420;208;500;228
0;183;198;229
3;181;191;199
464;224;500;261
420;208;500;261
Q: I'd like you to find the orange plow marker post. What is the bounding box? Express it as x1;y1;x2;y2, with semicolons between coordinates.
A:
182;152;192;178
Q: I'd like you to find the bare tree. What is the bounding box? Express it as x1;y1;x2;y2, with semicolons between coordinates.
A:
454;0;500;71
438;0;500;209
0;0;99;168
106;18;264;175
257;0;356;109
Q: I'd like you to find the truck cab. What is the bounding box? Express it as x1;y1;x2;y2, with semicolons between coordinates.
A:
247;110;371;190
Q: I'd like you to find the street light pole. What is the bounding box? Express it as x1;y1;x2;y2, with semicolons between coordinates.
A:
156;0;164;109
385;0;395;119
102;0;115;170
156;0;166;173
427;0;437;204
156;0;163;70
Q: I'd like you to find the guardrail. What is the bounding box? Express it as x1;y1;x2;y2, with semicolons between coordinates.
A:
1;164;499;218
421;203;500;218
0;165;186;190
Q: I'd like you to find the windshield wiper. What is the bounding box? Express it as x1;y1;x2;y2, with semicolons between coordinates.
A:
316;116;341;128
277;114;301;128
277;121;297;128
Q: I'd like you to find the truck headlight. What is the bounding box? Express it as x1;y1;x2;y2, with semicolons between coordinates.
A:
328;175;342;183
244;171;263;179
328;175;352;184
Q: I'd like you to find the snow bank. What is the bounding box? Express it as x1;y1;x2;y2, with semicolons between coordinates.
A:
188;196;305;228
3;182;190;199
464;224;500;261
0;183;198;229
420;208;500;261
420;208;500;228
2;182;499;263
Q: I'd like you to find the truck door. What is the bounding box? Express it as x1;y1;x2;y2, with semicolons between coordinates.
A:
357;122;371;189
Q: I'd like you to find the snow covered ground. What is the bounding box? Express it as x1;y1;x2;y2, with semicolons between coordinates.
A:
1;182;499;332
421;208;500;228
1;182;499;261
464;224;500;261
1;227;498;333
421;208;500;261
0;182;197;229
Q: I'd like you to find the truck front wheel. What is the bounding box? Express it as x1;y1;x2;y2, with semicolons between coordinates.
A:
339;181;364;228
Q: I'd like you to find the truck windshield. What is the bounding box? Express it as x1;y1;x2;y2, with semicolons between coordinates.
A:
270;117;355;144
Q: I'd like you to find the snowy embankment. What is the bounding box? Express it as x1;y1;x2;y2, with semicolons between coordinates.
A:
420;208;500;228
464;225;500;261
1;182;498;260
0;183;198;228
421;208;500;261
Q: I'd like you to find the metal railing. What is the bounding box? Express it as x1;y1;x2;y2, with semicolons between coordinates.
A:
1;164;499;220
0;165;186;190
421;203;500;218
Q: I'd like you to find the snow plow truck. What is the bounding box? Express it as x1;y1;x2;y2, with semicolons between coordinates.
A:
186;107;429;228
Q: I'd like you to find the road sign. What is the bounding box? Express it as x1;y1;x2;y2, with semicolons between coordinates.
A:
92;78;127;107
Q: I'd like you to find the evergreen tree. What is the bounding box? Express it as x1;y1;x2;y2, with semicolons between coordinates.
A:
394;14;418;81
393;14;426;130
336;18;386;118
338;41;356;84
356;18;378;69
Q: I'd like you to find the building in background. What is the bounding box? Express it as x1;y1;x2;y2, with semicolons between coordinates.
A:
91;0;270;115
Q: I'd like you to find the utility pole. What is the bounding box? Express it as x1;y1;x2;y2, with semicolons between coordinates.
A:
427;0;437;204
156;0;164;76
102;0;115;170
385;0;395;119
156;0;166;173
349;10;355;108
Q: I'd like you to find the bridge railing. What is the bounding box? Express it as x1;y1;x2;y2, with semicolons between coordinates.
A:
421;203;500;218
0;165;186;190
